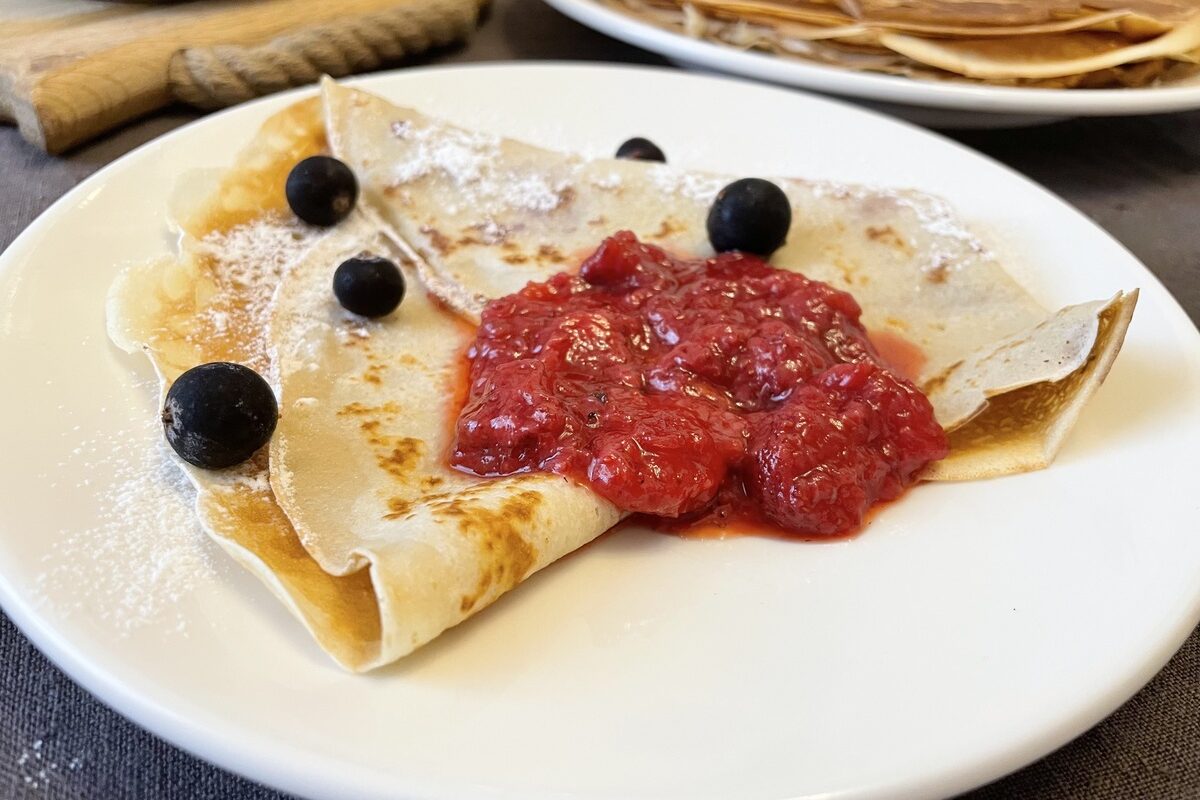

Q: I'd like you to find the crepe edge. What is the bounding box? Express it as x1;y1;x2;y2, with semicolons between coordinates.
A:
320;76;486;324
105;98;396;673
925;289;1138;481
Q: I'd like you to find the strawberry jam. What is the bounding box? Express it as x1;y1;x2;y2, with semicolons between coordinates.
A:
451;231;948;537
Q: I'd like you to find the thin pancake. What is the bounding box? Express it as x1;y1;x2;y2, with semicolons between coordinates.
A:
926;292;1137;479
107;99;384;669
108;97;619;671
267;210;620;650
638;0;1171;37
107;82;1140;670
321;78;1135;480
687;0;1194;27
879;17;1200;80
604;0;1200;86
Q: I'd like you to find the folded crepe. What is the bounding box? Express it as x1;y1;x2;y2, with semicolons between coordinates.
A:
603;0;1200;88
108;99;619;671
106;80;1134;671
321;78;1135;480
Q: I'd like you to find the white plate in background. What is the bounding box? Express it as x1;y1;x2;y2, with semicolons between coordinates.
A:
544;0;1200;127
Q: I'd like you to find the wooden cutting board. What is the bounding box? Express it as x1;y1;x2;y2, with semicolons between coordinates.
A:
0;0;485;153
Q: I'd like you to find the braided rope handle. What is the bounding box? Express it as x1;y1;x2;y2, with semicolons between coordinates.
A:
168;0;484;110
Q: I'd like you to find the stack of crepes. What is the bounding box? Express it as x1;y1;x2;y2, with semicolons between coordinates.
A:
604;0;1200;87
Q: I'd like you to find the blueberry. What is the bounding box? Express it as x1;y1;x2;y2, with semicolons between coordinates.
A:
615;137;666;163
333;254;406;318
706;178;792;257
162;363;278;469
285;156;358;226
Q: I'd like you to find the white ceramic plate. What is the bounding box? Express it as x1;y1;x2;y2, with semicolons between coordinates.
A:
2;64;1199;800
544;0;1200;126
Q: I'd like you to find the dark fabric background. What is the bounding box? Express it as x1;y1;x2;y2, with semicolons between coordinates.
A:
1;0;1198;797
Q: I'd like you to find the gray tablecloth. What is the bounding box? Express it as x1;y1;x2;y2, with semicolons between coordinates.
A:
1;1;1198;797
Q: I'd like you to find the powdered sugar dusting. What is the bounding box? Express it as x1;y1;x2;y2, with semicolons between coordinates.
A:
649;165;724;204
193;217;322;384
471;218;513;245
897;193;985;255
388;118;572;214
808;179;986;274
35;383;222;635
391;120;499;187
13;738;84;792
807;181;854;201
590;172;623;190
811;180;982;248
505;174;571;213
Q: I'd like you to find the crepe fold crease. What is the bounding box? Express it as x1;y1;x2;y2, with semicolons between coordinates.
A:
105;81;1135;671
320;78;1135;480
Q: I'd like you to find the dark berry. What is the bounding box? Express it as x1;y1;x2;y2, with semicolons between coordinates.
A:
706;178;792;257
615;137;666;163
285;156;358;226
162;363;278;469
333;254;405;317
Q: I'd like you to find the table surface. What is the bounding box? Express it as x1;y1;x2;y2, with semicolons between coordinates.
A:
1;1;1198;798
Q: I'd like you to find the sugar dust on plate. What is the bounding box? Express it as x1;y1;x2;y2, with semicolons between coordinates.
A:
13;738;83;792
34;379;224;636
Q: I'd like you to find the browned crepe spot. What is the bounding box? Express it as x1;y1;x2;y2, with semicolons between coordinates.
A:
356;421;426;481
421;225;456;255
833;255;859;286
461;570;493;613
925;260;951;284
382;185;411;203
383;480;492;522
866;224;914;257
382;438;425;476
652;217;686;238
362;363;387;385
435;489;542;613
339;401;402;417
537;244;568;263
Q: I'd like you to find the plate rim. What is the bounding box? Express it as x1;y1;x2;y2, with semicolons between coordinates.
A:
543;0;1200;116
1;61;1199;800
